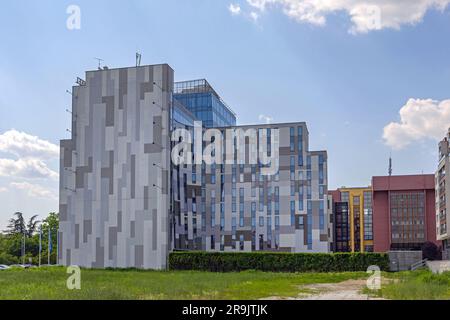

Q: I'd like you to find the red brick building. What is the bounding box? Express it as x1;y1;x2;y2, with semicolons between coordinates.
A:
372;175;440;252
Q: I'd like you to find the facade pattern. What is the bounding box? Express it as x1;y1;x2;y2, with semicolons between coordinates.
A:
172;123;332;253
59;65;172;269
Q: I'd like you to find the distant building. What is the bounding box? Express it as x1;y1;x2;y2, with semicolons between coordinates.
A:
436;129;450;259
329;190;350;252
372;175;439;252
329;187;373;252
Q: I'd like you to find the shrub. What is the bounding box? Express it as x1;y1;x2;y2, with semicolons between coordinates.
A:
0;252;19;265
169;251;390;273
422;241;441;261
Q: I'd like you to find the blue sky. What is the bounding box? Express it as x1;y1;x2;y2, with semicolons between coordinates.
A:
1;0;450;228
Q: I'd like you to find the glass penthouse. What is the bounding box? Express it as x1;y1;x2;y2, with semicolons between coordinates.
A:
174;79;236;128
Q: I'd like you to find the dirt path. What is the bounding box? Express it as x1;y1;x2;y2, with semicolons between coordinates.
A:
298;279;384;300
264;279;385;300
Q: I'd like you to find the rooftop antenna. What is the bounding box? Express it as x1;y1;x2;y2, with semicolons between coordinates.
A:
388;153;393;176
94;57;104;70
136;52;142;67
76;77;86;86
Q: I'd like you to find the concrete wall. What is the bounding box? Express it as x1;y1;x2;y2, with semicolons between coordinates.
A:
388;251;423;271
373;190;390;252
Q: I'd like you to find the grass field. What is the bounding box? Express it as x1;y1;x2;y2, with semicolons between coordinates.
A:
0;267;449;300
0;267;368;300
367;270;450;300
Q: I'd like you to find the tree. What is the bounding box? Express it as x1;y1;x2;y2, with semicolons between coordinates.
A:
422;241;441;261
26;215;40;237
40;212;58;235
4;212;40;237
4;212;26;236
40;212;59;264
0;212;57;265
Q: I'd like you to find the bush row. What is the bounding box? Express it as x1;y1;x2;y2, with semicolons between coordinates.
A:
169;251;390;272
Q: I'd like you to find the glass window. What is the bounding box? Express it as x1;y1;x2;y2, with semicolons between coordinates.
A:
341;192;349;203
259;216;264;227
290;127;295;152
298;127;303;151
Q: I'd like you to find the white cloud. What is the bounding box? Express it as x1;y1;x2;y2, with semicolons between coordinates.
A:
247;0;269;11
383;98;450;150
229;3;242;15
245;0;450;34
259;114;273;124
0;129;59;181
250;11;260;21
0;158;58;180
10;182;58;200
0;129;59;159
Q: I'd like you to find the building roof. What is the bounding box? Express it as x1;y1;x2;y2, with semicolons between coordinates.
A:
372;174;435;191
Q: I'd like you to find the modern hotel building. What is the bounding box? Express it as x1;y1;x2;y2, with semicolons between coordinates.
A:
59;64;332;269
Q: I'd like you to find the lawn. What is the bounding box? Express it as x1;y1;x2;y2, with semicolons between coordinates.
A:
1;267;449;300
0;267;368;300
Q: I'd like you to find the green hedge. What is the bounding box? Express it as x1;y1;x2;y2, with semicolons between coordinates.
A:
169;251;390;272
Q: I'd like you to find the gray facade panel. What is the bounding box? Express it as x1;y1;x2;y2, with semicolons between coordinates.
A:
60;65;172;270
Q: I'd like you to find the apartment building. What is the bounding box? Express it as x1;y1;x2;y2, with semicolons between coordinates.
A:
436;129;450;259
171;122;332;253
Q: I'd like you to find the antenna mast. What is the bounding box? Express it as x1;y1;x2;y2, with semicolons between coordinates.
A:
94;57;104;70
136;52;142;67
388;154;392;176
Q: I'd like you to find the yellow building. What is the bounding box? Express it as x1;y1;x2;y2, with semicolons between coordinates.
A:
338;187;374;253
